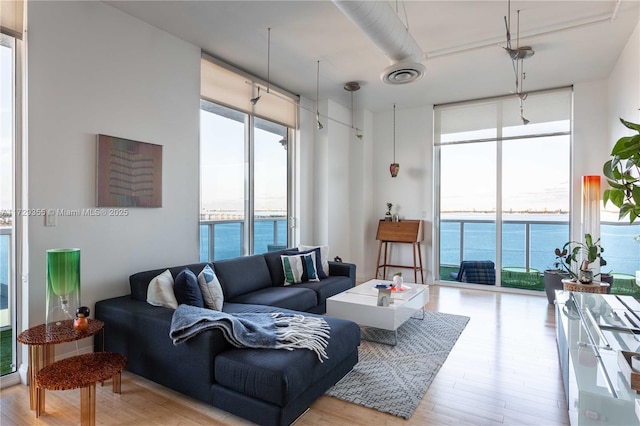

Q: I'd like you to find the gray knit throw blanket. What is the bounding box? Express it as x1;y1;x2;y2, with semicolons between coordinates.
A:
169;304;331;362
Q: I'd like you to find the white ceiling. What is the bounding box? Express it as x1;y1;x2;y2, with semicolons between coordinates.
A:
104;0;640;112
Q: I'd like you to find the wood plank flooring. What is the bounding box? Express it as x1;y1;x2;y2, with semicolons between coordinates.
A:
0;285;569;425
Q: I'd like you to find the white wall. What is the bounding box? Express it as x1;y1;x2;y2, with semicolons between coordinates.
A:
608;20;640;145
370;105;433;283
26;1;201;356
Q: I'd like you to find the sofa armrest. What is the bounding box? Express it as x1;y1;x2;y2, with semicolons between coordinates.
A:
328;261;356;284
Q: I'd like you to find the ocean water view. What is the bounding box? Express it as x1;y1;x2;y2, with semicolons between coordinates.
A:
440;221;639;274
198;215;639;276
0;218;638;291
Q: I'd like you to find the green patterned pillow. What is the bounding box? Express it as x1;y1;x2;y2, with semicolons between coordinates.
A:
281;253;320;285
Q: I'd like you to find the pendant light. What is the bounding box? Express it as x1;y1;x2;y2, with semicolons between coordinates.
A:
251;27;271;105
390;104;399;177
316;60;323;130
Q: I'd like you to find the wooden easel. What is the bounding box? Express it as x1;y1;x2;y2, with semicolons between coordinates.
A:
375;219;424;283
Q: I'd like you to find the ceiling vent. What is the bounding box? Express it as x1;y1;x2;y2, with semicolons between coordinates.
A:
333;0;425;85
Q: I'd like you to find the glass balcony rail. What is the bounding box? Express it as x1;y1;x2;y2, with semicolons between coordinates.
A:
1;226;14;376
441;218;640;291
200;217;287;262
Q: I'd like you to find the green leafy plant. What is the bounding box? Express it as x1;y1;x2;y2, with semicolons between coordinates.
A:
553;234;606;281
386;202;392;215
603;118;640;223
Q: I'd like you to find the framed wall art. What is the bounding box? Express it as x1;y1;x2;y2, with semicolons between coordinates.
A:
96;134;162;207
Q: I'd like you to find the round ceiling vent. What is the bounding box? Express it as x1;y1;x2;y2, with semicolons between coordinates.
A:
381;61;426;85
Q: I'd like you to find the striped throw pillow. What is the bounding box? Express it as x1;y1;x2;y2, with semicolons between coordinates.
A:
281;253;320;285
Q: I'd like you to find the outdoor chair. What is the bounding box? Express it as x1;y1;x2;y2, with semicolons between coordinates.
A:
450;260;496;285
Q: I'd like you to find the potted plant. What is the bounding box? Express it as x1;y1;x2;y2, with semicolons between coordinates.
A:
554;233;606;284
385;202;393;221
543;267;569;305
603;118;640;224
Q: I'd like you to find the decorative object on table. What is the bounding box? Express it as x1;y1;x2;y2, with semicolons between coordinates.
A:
389;103;400;177
326;311;469;419
553;233;606;284
603;118;640;224
46;248;81;329
385;202;393;221
73;306;90;331
96;134;162;207
618;350;640;393
392;272;403;289
377;287;391;307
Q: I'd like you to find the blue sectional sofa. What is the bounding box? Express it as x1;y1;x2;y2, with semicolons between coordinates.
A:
94;248;360;426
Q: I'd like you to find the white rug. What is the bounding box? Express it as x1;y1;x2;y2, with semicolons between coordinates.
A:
325;311;469;419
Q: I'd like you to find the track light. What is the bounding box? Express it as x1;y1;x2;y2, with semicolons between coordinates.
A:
344;81;363;139
250;86;261;105
315;60;324;130
250;28;271;106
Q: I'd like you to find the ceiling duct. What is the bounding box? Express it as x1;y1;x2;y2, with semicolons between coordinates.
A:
332;0;426;85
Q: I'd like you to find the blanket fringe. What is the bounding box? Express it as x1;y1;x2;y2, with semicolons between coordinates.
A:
271;313;331;362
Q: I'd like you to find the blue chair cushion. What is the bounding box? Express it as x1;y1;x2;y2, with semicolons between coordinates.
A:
454;260;496;285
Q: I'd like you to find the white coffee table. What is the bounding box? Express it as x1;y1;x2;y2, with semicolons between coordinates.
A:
326;279;429;345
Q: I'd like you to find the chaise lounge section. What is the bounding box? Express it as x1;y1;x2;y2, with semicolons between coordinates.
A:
94;248;360;426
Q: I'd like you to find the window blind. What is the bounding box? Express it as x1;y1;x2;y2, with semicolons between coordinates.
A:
435;87;572;145
1;0;24;39
201;53;297;128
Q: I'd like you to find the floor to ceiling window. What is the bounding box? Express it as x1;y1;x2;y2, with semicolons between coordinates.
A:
1;31;19;378
435;88;572;289
199;55;296;261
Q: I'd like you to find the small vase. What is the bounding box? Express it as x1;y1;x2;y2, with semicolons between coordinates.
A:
385;213;392;221
393;274;403;289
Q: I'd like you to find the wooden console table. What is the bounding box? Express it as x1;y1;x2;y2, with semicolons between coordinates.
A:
375;219;424;283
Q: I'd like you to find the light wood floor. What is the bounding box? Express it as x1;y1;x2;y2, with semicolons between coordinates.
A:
1;285;569;426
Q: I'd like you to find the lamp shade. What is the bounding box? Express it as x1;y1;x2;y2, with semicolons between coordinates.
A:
46;248;81;327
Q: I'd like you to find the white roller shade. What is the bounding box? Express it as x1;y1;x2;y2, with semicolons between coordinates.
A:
201;54;297;128
1;0;24;39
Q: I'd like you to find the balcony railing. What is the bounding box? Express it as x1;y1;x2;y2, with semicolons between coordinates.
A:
200;217;287;262
440;218;640;292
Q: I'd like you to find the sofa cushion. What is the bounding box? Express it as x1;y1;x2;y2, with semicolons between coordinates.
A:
281;253;320;285
213;255;273;300
294;275;353;306
299;245;330;277
146;269;178;309
130;263;210;302
198;265;224;311
214;312;360;407
263;248;297;286
226;287;317;312
174;268;205;308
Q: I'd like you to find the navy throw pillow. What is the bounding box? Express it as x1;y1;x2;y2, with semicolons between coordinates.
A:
174;268;205;307
285;247;327;279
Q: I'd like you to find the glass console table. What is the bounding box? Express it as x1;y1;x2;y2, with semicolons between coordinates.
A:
556;290;640;425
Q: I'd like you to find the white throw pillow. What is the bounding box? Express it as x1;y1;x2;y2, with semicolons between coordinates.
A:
197;264;224;311
299;244;329;276
146;269;178;309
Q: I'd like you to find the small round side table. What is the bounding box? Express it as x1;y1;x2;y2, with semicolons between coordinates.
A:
17;319;104;412
36;352;127;426
562;278;610;294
